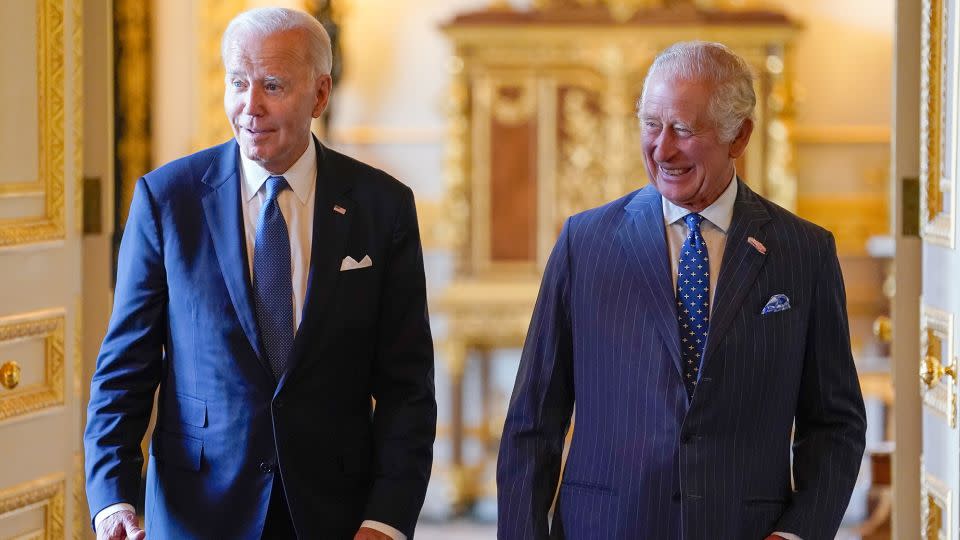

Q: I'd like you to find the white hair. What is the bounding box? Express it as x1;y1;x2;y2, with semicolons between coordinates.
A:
638;41;756;143
221;7;332;77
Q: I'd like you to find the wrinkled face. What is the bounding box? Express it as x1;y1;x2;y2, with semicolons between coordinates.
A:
639;74;752;212
224;29;331;174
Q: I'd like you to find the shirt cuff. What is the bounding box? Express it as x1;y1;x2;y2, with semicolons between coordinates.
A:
94;502;136;531
773;532;802;540
361;520;406;540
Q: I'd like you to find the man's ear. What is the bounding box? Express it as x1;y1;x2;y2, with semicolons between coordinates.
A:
728;118;754;159
312;74;333;119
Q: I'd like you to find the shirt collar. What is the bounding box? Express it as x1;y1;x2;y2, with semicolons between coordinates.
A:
240;137;316;204
661;169;738;233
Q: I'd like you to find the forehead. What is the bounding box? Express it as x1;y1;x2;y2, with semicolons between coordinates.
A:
224;29;310;74
641;75;713;119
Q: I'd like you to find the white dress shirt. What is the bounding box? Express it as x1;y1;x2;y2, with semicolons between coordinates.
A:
94;138;405;540
661;172;801;540
662;170;738;312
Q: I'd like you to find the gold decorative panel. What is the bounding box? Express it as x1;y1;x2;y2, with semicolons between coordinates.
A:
0;474;65;539
197;0;246;151
0;0;66;248
797;195;889;257
114;0;152;228
72;0;83;236
0;310;66;423
441;7;799;276
920;305;957;428
922;470;953;540
920;0;957;248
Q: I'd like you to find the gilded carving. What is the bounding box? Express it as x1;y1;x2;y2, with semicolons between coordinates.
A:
557;86;607;220
74;452;86;540
921;470;953;540
73;0;84;236
0;474;66;537
491;79;537;126
74;295;82;400
533;0;666;21
0;310;66;423
197;1;246;151
441;56;472;273
920;0;955;248
764;45;797;211
0;0;67;248
920;305;957;428
115;0;151;228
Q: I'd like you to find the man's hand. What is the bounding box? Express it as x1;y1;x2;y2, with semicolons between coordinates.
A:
96;510;145;540
353;526;392;540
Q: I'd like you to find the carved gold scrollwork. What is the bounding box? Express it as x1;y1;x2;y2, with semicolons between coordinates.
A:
533;0;667;22
920;305;957;428
921;470;953;540
0;310;66;422
920;0;955;248
0;0;66;248
441;54;472;273
764;45;798;212
0;474;66;537
557;87;606;220
491;80;537;126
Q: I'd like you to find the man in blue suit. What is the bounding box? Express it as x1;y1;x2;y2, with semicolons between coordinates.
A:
84;7;435;540
497;42;866;540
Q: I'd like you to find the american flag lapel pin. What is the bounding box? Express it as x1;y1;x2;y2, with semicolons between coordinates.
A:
747;236;767;255
333;205;346;215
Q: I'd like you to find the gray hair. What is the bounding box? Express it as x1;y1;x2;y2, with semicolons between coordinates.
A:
221;7;332;77
638;41;756;143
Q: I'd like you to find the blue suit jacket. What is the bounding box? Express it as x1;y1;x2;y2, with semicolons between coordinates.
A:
497;181;866;540
84;139;436;539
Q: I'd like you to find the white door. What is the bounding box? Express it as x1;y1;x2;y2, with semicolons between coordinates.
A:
0;0;85;537
917;0;960;536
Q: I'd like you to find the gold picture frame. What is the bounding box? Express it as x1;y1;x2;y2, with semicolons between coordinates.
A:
921;0;958;248
0;0;66;248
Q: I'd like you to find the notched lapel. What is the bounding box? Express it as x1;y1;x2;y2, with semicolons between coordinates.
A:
701;180;772;368
281;141;355;389
617;187;684;379
200;142;268;372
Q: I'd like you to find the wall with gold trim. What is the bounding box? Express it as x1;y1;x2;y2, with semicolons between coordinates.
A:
0;0;66;248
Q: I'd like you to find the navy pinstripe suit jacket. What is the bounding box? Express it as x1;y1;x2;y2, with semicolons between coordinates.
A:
497;180;866;540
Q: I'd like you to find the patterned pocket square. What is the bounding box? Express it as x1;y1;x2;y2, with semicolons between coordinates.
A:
340;255;373;271
761;294;791;315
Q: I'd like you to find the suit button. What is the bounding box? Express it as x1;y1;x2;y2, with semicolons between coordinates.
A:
259;462;273;474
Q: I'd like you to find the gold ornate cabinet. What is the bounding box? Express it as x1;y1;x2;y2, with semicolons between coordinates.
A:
438;1;800;509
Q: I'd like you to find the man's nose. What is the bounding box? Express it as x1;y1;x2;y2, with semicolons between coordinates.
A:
242;86;264;116
652;130;676;161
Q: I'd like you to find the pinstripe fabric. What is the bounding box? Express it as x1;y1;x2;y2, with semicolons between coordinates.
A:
497;180;866;540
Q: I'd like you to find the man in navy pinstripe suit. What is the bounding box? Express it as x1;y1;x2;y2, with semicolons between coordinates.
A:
497;42;866;540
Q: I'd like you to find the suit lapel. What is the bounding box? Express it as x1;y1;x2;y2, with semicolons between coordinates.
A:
701;179;771;370
200;141;268;372
617;186;684;379
279;140;355;389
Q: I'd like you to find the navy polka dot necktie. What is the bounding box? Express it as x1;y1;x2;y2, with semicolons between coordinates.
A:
253;175;294;380
676;213;710;398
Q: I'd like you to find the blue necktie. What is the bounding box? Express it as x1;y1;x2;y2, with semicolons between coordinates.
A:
253;176;294;380
676;213;710;398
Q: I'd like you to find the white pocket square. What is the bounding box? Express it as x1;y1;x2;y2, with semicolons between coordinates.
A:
340;255;373;271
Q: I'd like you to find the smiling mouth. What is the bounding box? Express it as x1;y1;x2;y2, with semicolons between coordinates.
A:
659;165;693;177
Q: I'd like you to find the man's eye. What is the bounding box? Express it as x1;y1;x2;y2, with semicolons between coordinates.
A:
230;80;243;89
265;83;280;91
643;121;660;130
